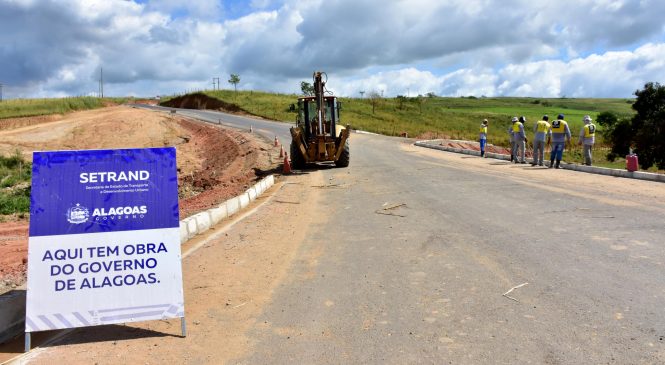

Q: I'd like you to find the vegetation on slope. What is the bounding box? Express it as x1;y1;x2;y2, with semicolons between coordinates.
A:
0;150;31;217
0;97;129;119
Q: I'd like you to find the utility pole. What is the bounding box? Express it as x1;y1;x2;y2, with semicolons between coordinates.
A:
213;77;220;90
0;83;3;102
99;67;104;98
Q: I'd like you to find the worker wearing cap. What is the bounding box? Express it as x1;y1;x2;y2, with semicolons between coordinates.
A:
508;118;516;162
578;115;596;166
479;119;488;157
531;115;551;166
511;116;527;163
548;113;571;169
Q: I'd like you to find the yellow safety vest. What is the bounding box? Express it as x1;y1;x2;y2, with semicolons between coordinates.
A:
512;122;522;133
479;125;487;134
551;120;568;133
536;121;550;133
584;124;596;138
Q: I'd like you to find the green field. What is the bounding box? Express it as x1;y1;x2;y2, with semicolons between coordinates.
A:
0;97;129;119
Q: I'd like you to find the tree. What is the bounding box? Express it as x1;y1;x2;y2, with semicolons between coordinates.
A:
368;91;381;114
596;111;632;162
300;81;314;96
631;82;665;169
602;82;665;169
228;74;240;92
396;95;406;110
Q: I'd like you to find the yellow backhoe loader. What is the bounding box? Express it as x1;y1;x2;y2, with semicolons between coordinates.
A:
290;71;350;168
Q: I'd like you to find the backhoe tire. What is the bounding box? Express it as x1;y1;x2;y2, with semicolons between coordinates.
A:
335;140;350;167
290;142;305;169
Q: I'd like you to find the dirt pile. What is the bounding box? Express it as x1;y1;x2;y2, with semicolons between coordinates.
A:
176;118;276;218
161;93;245;113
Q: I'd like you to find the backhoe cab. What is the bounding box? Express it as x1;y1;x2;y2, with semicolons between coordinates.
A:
290;71;350;168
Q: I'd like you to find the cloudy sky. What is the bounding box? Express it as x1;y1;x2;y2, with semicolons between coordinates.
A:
1;0;665;99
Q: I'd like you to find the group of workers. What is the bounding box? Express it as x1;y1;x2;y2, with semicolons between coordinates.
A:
478;114;597;168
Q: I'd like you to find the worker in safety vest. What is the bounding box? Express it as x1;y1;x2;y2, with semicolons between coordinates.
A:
507;118;516;162
578;115;596;166
511;116;527;163
479;119;488;157
548;113;571;169
531;115;551;166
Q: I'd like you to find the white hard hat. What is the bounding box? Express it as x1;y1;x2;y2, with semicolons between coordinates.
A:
583;115;592;122
511;117;518;122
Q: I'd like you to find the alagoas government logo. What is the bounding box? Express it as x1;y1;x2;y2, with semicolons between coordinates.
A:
66;204;148;224
66;203;90;224
92;205;148;221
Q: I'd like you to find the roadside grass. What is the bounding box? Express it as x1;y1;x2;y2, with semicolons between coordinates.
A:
0;150;31;216
0;97;130;119
162;90;634;147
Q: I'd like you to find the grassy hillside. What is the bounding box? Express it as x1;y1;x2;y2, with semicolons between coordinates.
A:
162;90;635;148
0;97;129;119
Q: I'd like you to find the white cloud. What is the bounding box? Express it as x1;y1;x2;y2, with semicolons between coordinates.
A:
1;0;665;98
329;43;665;98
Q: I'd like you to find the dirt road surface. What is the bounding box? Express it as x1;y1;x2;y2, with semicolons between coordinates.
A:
0;106;278;292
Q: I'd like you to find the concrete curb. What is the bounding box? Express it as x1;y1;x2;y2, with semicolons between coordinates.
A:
178;174;275;241
353;130;380;136
415;140;665;183
0;174;276;345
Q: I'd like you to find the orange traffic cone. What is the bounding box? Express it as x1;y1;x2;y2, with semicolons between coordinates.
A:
283;152;291;174
279;145;284;158
274;136;279;147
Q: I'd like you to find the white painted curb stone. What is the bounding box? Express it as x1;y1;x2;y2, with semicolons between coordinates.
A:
414;141;664;183
178;174;275;243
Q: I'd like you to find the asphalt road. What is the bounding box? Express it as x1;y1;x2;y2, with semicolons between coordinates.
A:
141;105;665;364
136;104;293;145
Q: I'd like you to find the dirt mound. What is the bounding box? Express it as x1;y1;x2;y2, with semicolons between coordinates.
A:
176;118;276;218
161;93;245;114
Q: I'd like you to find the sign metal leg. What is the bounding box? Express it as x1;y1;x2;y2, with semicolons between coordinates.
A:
25;332;31;352
180;317;187;337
